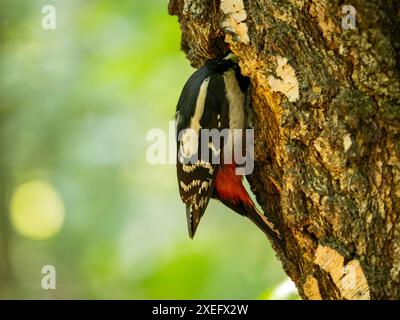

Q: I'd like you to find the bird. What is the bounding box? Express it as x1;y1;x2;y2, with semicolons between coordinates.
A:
175;55;283;246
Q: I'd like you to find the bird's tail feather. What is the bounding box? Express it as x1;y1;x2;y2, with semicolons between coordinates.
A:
244;203;283;246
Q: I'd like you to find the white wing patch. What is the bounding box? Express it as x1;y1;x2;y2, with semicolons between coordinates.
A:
179;77;210;159
190;77;210;132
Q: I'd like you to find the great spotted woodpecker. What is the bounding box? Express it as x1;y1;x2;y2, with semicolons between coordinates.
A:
175;56;282;246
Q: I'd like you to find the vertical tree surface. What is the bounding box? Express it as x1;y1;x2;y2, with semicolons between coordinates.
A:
169;0;400;299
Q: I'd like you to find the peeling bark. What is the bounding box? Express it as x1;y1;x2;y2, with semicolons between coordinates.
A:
169;0;400;299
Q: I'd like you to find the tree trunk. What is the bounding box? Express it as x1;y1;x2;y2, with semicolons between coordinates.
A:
169;0;400;300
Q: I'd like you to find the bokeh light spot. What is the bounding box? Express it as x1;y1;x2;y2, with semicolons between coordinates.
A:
10;180;65;240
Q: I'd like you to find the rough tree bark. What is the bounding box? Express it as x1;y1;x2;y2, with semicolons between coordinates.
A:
169;0;400;300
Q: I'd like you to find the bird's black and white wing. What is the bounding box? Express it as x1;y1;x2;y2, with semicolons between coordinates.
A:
175;67;229;238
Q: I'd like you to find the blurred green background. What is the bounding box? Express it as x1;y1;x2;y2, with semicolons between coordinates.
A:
0;0;295;299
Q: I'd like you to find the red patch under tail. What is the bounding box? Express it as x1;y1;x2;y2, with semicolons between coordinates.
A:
214;164;252;206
